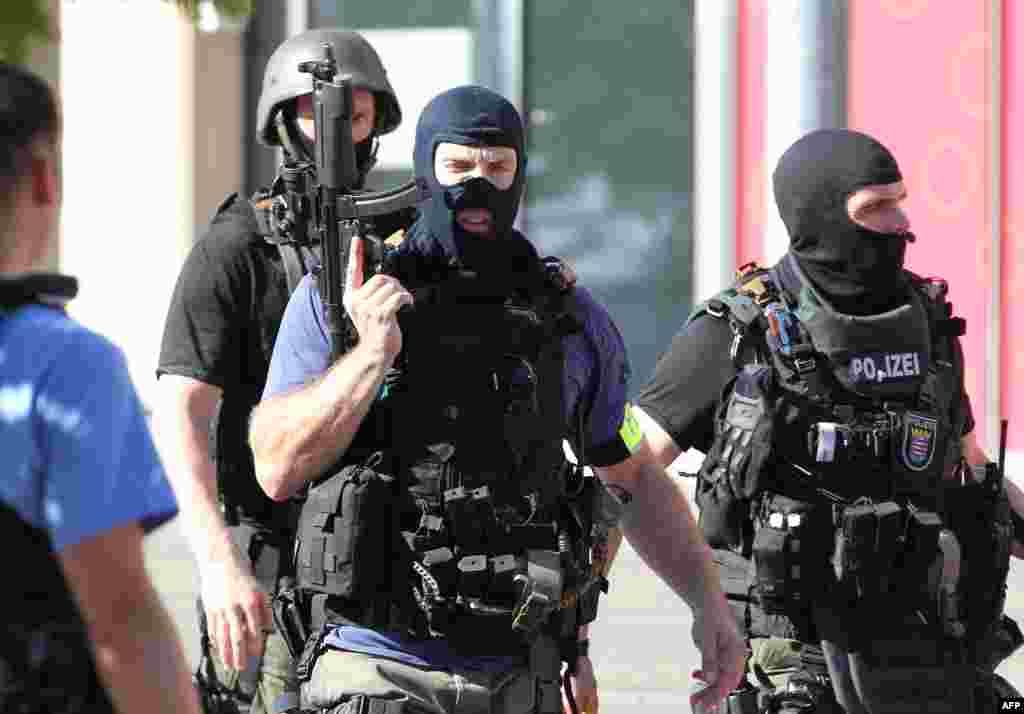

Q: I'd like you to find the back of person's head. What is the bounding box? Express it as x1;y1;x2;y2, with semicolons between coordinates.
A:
0;63;59;259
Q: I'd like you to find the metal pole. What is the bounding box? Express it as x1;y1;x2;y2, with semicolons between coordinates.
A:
987;0;1003;455
285;0;309;39
693;0;738;303
762;0;846;262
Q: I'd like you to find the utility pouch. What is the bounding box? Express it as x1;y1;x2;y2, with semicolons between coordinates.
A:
456;552;491;599
832;501;904;600
294;461;397;602
902;508;941;589
751;494;827;615
694;467;748;550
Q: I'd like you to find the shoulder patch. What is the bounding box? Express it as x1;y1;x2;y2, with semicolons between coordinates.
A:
384;229;406;248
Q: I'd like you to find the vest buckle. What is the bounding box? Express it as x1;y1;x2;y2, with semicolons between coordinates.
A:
794;356;816;374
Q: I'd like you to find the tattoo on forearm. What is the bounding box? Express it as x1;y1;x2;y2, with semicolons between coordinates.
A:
606;484;633;506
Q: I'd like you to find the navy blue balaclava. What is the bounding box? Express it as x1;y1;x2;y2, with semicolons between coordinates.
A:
404;85;539;289
773;128;913;315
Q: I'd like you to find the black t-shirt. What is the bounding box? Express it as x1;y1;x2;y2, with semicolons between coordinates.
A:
158;194;294;521
158;194;292;403
637;314;737;454
637;295;976;457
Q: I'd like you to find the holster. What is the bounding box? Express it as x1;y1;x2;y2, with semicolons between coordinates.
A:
529;635;563;714
944;473;1013;658
294;622;332;684
272;584;311;661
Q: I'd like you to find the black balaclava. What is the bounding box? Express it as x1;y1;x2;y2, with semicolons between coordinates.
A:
773;128;913;315
405;85;539;292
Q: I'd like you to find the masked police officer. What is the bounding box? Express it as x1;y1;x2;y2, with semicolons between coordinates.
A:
248;85;745;714
0;62;199;714
635;128;1023;713
154;29;405;714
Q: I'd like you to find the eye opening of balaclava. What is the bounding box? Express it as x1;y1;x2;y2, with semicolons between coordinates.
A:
772;128;913;316
408;85;539;286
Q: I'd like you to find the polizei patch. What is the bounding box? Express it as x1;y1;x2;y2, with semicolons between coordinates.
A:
848;351;923;385
901;412;938;471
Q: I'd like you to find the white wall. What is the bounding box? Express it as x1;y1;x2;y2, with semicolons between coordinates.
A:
60;1;195;406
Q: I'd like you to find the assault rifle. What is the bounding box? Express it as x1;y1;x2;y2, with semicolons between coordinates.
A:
294;44;429;362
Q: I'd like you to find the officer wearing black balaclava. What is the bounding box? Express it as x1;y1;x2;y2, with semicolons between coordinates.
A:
773;128;914;316
635;126;1024;713
250;83;749;714
401;85;542;291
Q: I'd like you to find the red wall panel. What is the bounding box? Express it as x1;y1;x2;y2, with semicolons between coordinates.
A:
848;3;994;442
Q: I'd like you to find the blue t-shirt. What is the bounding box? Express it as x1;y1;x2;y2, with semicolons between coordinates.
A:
0;304;177;552
263;273;632;672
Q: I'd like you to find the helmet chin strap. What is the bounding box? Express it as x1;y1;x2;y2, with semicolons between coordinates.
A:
355;134;379;184
273;108;377;190
274;111;314;167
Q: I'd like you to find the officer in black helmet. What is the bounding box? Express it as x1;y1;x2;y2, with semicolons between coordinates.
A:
635;128;1024;713
153;29;408;714
254;28;402;184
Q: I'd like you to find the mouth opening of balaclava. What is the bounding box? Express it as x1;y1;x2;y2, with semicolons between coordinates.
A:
408;85;539;289
772;128;912;316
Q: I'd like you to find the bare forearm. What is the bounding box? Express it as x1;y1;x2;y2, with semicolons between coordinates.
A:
91;583;199;714
608;460;720;613
152;383;239;568
250;344;391;500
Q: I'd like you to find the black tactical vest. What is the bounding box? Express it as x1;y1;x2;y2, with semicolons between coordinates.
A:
692;261;1009;660
293;268;595;649
0;274;116;713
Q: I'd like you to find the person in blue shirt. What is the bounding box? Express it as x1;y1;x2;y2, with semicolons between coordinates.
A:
0;62;198;714
249;85;744;714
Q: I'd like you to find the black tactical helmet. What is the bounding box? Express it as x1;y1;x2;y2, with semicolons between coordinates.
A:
256;28;401;147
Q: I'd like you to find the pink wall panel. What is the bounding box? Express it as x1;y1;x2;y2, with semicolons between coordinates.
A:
848;3;994;442
735;0;766;267
1003;0;1023;450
